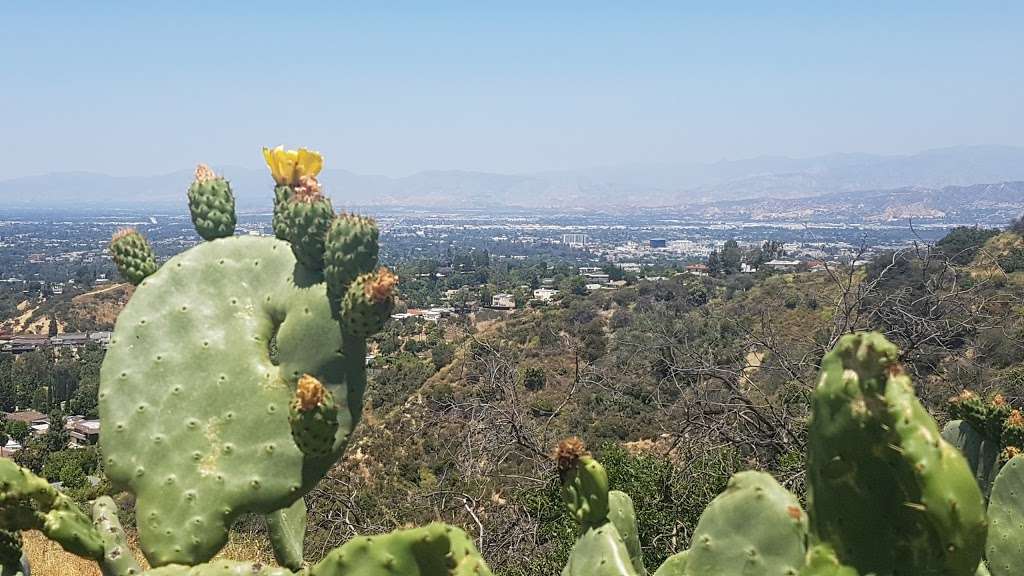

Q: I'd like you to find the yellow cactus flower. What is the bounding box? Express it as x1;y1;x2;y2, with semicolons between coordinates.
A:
262;146;323;186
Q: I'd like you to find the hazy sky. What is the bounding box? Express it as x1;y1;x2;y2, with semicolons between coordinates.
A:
2;2;1021;178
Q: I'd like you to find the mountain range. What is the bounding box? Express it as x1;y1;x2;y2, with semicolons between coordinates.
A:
4;145;1024;212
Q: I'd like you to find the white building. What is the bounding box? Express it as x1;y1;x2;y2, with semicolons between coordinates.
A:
562;234;588;247
491;293;516;309
533;288;559;302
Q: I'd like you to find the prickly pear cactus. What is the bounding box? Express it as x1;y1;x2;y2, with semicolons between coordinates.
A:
99;146;392;567
556;439;646;576
807;332;987;576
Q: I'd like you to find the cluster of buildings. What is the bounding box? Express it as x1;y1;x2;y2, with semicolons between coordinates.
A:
0;332;111;354
0;410;100;457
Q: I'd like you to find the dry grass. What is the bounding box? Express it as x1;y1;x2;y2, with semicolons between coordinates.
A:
22;527;275;575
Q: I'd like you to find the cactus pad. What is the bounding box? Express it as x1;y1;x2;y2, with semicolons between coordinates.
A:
685;471;807;576
800;544;859;576
309;523;493;576
99;235;363;566
986;455;1024;576
807;333;987;576
942;419;1001;498
266;498;306;571
0;459;104;560
556;438;610;527
562;524;638;576
608;491;646;576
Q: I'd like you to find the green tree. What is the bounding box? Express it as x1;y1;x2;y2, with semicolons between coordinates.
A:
517;365;546;391
43;408;70;453
935;226;999;265
430;342;455;371
707;250;721;277
6;420;29;443
721;239;742;274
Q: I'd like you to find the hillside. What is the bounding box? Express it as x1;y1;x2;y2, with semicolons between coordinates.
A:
304;241;1024;574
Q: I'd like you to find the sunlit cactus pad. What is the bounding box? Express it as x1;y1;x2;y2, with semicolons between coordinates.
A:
100;235;362;566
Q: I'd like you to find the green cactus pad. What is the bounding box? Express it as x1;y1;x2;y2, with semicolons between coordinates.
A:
986;455;1024;576
266;497;306;571
309;523;493;576
99;236;364;566
110;228;159;285
187;169;237;241
556;439;610;528
282;193;334;271
562;524;639;576
92;496;142;576
0;459;104;560
800;544;859;576
807;332;987;576
942;419;1001;498
324;214;379;298
608;491;646;576
651;552;688;576
273;185;295;241
685;470;807;576
146;560;296;576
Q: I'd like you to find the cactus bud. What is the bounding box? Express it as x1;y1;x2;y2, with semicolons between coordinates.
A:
187;164;236;241
288;374;339;458
109;228;158;285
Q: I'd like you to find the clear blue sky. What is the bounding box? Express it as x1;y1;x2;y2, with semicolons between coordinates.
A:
2;2;1021;178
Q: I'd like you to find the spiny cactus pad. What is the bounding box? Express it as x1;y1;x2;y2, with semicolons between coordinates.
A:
684;471;808;576
0;458;104;560
99;235;362;566
607;491;646;576
309;523;493;576
986;455;1024;576
556;438;610;527
92;496;142;576
562;524;639;576
266;497;307;571
807;332;987;576
942;419;1001;498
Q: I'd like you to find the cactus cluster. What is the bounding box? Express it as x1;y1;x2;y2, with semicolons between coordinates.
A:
0;147;491;576
556;332;1024;576
1;146;1021;576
